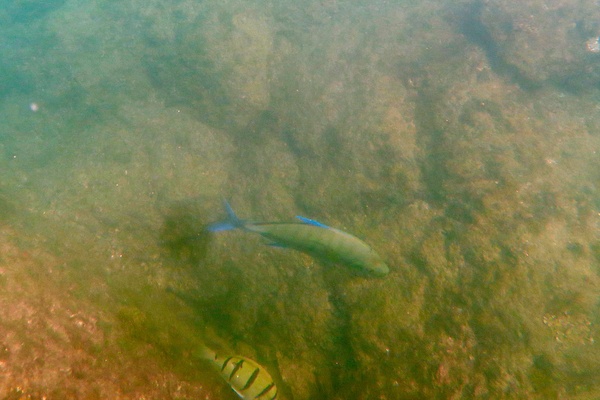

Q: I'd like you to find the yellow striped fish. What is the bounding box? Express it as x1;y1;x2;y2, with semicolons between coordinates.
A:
208;200;389;276
199;346;278;400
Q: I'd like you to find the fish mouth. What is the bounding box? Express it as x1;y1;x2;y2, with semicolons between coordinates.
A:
369;262;390;277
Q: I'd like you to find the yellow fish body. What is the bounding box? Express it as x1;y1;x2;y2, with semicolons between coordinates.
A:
200;347;278;400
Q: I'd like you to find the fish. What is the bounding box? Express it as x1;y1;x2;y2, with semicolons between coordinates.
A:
208;201;389;276
199;346;278;400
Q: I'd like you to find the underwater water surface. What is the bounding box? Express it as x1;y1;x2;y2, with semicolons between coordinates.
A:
0;0;599;398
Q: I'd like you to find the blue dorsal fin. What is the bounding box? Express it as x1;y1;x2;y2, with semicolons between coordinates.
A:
296;216;329;228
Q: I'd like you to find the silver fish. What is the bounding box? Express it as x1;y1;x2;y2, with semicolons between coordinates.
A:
199;346;278;400
208;201;389;276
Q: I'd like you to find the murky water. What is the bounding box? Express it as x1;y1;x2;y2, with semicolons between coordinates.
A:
1;0;599;398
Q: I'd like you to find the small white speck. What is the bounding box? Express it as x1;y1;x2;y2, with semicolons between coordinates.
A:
29;102;39;112
586;36;600;53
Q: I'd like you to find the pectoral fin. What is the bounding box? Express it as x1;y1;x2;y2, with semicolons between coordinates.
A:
266;241;287;248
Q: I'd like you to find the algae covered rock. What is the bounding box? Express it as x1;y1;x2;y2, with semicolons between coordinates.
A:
2;0;600;398
140;2;274;131
474;0;600;92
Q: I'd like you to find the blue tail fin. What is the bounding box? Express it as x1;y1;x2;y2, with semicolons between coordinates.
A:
207;200;243;232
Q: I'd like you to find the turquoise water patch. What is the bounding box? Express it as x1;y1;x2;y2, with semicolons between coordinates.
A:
0;0;599;399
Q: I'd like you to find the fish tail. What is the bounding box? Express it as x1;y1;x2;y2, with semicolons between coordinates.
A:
207;199;243;232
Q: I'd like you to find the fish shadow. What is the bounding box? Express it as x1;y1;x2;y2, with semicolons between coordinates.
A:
159;199;213;267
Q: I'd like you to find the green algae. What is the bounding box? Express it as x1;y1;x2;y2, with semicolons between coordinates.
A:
0;0;599;399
